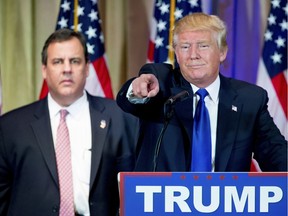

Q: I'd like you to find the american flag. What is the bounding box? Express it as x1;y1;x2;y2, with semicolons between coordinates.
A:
256;0;287;140
39;0;114;99
147;0;202;66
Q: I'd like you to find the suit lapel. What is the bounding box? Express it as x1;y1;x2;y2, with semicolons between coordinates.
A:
170;72;194;142
171;86;194;141
31;99;59;186
215;76;242;171
88;96;109;190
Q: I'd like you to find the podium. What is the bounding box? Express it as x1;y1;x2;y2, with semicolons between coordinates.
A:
119;172;287;216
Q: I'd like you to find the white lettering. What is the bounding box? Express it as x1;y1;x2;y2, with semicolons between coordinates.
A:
225;186;255;212
134;185;284;213
136;186;162;212
193;186;220;212
165;186;191;212
260;186;283;212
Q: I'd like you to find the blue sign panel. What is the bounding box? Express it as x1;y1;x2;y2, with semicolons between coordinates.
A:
119;172;287;216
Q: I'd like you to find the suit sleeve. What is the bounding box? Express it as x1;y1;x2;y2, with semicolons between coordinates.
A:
116;63;173;120
0;122;11;215
253;89;287;171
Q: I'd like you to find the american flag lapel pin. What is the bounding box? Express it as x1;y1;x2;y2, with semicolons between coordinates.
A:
100;120;106;129
232;105;237;112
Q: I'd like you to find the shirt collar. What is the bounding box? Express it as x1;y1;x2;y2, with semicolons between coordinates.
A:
48;91;88;118
190;76;220;103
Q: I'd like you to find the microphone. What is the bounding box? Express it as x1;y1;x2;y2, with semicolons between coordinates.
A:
165;90;189;105
153;90;190;172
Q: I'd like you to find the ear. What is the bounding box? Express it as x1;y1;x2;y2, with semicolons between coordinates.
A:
85;62;90;77
41;64;47;79
220;47;228;63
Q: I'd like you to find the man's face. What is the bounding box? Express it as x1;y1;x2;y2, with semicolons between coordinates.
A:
174;30;227;88
42;37;89;106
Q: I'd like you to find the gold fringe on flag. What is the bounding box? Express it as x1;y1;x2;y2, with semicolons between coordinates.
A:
73;0;79;31
168;0;176;67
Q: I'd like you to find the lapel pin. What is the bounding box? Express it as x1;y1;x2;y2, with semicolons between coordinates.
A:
232;105;237;112
100;120;106;129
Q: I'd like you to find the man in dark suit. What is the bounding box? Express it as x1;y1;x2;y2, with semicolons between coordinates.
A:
0;29;138;216
116;13;287;172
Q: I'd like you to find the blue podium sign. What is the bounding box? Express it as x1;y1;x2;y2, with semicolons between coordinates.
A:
119;172;287;216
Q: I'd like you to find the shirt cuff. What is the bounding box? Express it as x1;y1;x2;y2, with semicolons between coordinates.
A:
126;84;150;104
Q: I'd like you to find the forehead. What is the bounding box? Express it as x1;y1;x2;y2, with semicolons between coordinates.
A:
47;37;84;58
177;30;215;43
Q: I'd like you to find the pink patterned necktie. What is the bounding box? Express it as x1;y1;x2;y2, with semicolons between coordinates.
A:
55;109;74;215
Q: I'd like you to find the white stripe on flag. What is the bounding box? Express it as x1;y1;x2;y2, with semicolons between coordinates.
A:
257;59;287;140
85;63;105;98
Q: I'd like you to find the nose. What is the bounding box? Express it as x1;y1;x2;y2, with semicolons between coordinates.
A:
189;44;200;59
63;60;72;73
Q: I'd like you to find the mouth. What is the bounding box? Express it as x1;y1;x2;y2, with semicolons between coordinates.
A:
186;64;204;69
60;79;73;85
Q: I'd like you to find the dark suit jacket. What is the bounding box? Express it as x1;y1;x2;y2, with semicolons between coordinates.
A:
117;63;287;172
0;93;138;216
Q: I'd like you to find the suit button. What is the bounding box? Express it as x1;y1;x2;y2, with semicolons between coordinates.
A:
52;205;59;213
89;202;95;206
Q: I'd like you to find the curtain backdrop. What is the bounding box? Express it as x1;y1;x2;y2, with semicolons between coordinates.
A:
0;0;270;113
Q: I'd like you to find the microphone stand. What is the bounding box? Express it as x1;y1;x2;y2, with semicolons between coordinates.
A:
152;101;174;172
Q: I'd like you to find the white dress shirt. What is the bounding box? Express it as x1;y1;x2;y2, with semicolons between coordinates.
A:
48;92;91;216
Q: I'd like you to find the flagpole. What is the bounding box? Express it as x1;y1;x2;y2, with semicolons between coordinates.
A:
168;0;176;67
74;0;78;31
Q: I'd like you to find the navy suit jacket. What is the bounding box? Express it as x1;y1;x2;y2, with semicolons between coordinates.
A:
0;93;138;216
117;63;287;172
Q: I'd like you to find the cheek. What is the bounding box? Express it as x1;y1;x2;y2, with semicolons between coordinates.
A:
175;52;187;64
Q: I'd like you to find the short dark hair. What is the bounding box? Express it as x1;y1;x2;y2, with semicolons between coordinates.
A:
41;28;89;65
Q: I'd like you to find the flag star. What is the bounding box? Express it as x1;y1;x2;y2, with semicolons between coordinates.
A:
271;51;282;64
85;26;97;39
88;9;98;22
165;55;173;65
267;14;277;25
77;5;85;16
283;3;288;15
189;0;199;7
61;0;71;12
99;32;104;44
155;36;164;48
174;8;184;20
166;44;173;52
58;16;68;28
71;23;83;32
279;19;288;31
159;2;169;15
271;0;280;9
275;36;286;48
87;43;95;54
90;0;97;5
264;30;273;41
157;20;167;32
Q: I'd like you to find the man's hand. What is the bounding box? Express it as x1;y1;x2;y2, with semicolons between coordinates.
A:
131;74;159;98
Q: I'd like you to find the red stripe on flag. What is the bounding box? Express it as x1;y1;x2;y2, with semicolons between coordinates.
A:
39;81;49;99
271;72;287;119
147;40;155;63
91;57;114;99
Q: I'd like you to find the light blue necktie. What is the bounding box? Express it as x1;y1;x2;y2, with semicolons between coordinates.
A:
191;88;212;171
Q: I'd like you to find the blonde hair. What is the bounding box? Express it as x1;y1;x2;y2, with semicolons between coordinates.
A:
173;13;228;51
